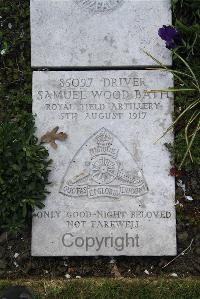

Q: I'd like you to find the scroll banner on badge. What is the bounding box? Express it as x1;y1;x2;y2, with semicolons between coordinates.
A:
62;183;148;199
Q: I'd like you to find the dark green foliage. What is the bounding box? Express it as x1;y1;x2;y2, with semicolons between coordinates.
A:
0;0;31;124
171;0;200;169
173;89;200;171
172;0;200;64
0;120;51;233
0;1;51;233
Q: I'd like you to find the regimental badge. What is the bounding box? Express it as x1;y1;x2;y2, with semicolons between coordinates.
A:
75;0;124;14
60;128;148;199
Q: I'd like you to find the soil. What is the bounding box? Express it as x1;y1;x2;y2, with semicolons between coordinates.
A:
0;171;199;279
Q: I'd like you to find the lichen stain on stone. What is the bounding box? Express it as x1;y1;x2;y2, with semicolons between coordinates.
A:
104;60;112;66
80;48;86;54
88;53;92;64
132;142;141;163
104;34;116;48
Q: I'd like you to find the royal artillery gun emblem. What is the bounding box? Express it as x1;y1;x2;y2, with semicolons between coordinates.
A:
60;128;148;199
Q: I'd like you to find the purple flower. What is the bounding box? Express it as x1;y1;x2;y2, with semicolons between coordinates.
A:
158;25;182;49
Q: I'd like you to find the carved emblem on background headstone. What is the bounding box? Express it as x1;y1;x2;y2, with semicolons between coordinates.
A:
60;128;148;199
75;0;124;14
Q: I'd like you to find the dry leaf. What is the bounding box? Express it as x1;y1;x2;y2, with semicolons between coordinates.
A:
41;126;68;149
169;167;182;177
111;264;122;278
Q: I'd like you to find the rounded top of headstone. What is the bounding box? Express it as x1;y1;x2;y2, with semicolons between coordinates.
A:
75;0;124;14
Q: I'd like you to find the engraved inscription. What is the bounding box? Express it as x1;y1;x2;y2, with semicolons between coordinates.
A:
60;128;148;199
36;75;169;122
75;0;124;14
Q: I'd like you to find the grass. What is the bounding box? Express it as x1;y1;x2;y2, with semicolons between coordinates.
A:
0;278;200;299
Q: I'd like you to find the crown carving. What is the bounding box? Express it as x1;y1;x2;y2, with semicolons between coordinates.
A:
95;131;113;147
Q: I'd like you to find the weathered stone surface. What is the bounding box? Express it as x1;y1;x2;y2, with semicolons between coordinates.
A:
30;0;172;67
32;70;176;256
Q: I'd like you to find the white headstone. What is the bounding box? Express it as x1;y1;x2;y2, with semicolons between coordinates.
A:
31;70;176;256
30;0;172;67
